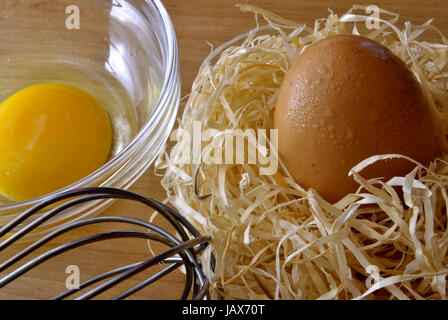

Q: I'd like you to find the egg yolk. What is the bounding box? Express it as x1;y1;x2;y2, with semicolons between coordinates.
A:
0;83;113;202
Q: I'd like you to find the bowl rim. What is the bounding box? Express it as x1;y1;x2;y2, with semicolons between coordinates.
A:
0;0;179;211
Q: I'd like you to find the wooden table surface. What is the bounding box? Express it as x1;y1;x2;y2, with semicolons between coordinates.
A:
1;0;448;300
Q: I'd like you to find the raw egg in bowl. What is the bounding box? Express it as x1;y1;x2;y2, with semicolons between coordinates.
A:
0;0;180;234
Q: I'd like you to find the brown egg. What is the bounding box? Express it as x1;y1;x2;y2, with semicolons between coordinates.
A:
274;34;440;203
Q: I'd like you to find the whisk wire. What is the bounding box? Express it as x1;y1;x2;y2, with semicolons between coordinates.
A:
0;188;211;300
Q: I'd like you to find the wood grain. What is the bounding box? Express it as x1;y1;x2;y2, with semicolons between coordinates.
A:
1;0;448;300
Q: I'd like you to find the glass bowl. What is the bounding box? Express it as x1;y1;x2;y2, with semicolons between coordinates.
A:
0;0;180;234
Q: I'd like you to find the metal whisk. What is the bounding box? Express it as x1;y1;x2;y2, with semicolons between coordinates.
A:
0;187;211;300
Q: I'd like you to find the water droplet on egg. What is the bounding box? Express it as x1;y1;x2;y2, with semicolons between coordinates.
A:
368;110;381;123
324;108;336;119
346;129;354;139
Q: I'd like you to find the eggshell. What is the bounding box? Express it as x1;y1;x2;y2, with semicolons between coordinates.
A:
274;34;440;203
